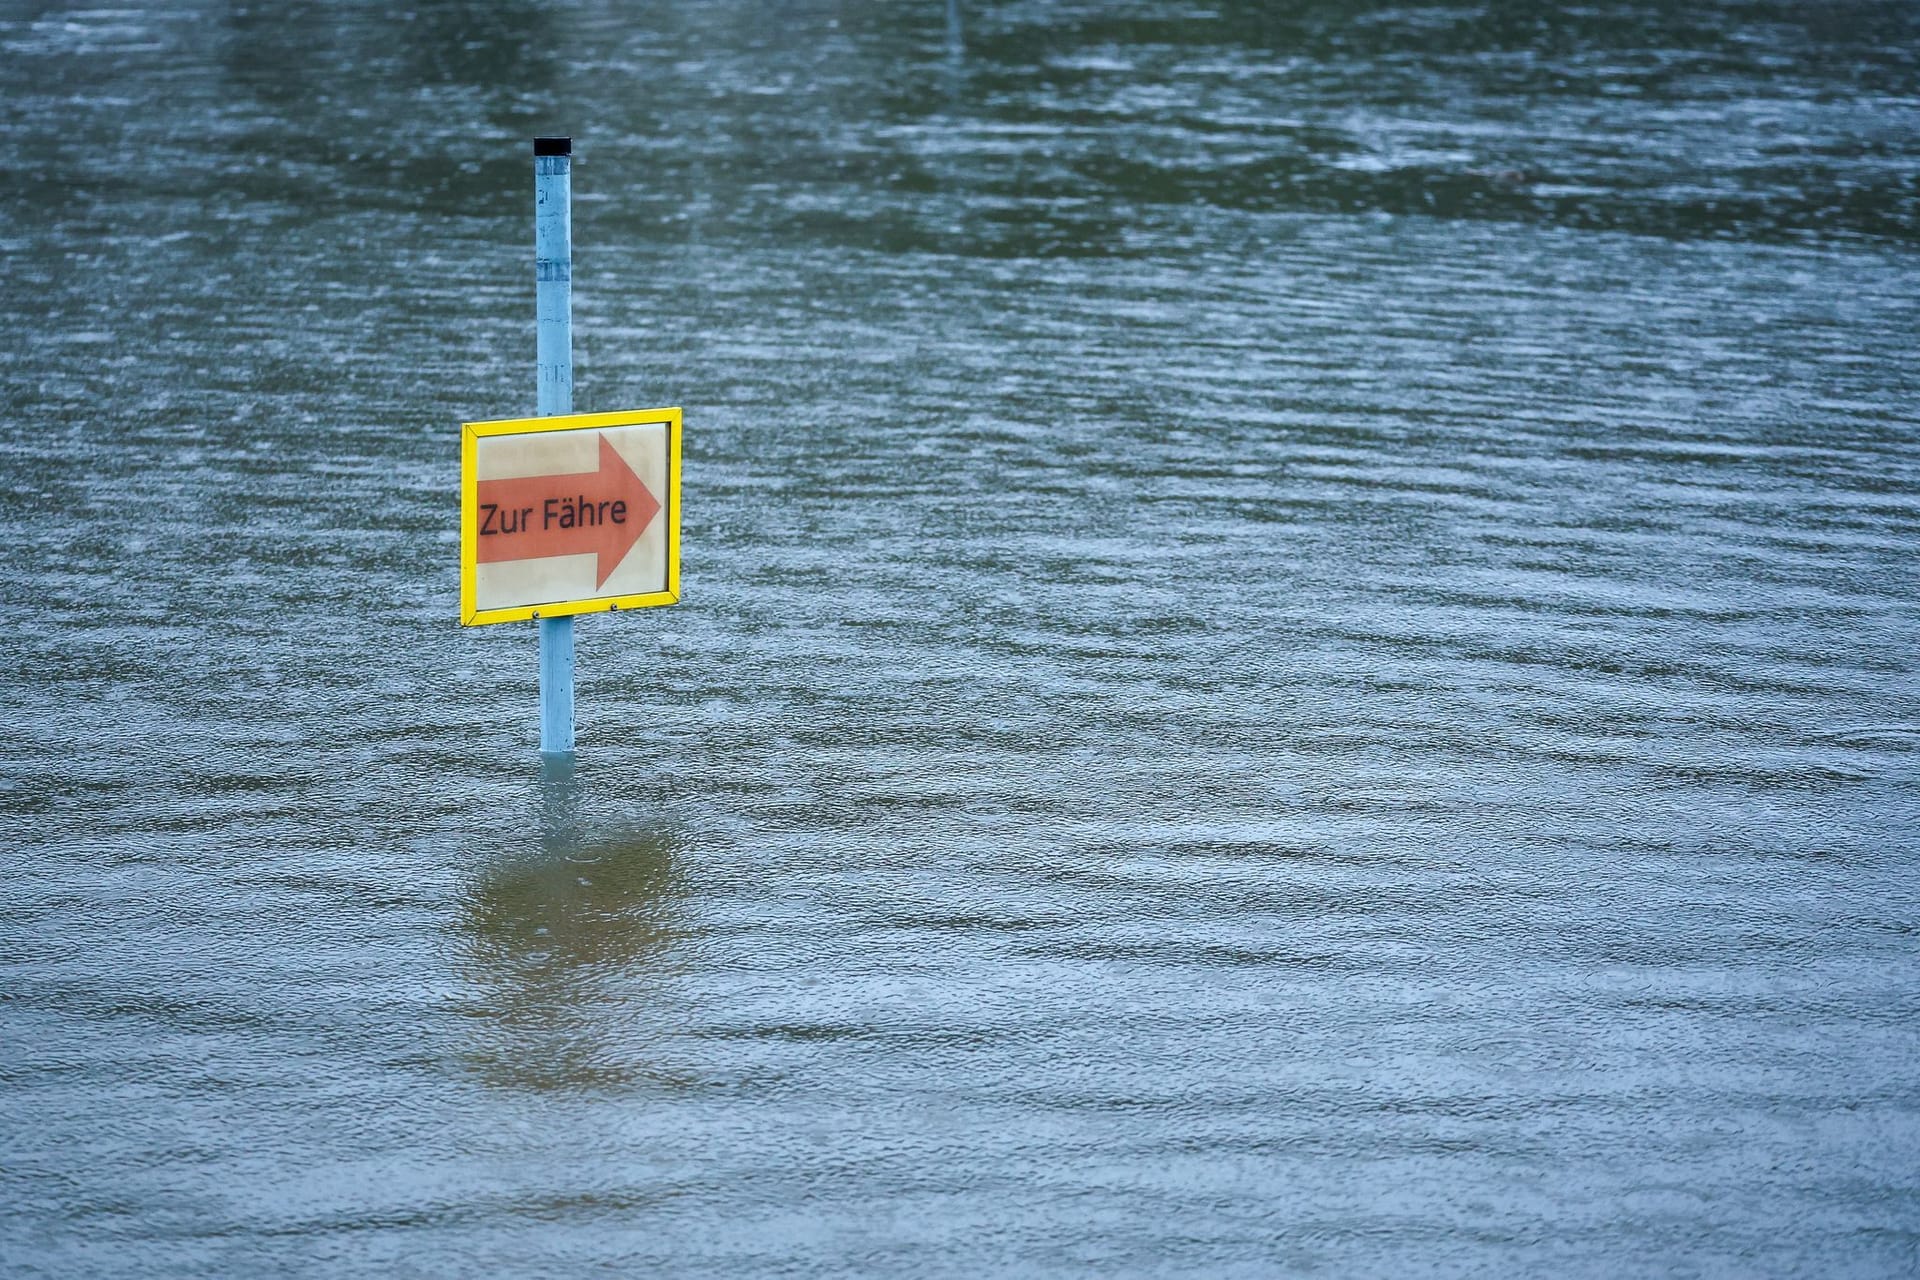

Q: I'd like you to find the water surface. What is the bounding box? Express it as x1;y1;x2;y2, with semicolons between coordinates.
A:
2;2;1918;1274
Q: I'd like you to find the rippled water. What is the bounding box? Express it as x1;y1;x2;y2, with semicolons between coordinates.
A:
3;1;1919;1274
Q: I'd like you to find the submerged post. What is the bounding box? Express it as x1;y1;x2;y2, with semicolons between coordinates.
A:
534;135;575;754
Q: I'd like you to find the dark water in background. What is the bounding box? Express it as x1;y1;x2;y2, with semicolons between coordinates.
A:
3;0;1919;1273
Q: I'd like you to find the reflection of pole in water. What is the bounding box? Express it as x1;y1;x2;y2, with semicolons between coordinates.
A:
943;0;965;110
687;137;708;251
539;750;585;861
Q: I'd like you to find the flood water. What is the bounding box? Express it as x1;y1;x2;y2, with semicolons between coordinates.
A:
3;1;1919;1274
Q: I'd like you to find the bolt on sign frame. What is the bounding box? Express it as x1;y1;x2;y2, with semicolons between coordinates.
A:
459;406;682;627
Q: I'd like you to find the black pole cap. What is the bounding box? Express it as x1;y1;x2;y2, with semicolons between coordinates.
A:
533;136;572;156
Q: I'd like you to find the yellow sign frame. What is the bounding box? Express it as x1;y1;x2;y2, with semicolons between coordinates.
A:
459;406;682;627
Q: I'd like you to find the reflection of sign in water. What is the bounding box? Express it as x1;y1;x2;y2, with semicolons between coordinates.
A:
456;824;683;1091
459;408;682;626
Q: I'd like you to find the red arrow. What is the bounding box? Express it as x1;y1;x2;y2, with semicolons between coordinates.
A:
476;435;661;589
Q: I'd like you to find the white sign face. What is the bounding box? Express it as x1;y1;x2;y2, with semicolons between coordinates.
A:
460;408;681;626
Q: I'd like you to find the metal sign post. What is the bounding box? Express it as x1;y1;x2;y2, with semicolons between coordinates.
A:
534;136;575;754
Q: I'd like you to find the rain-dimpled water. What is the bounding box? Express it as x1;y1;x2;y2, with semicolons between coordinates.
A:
2;1;1918;1275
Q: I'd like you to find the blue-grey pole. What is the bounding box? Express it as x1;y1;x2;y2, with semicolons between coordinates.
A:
535;136;575;755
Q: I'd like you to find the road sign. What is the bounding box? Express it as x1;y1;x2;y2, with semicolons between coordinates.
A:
460;407;681;626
